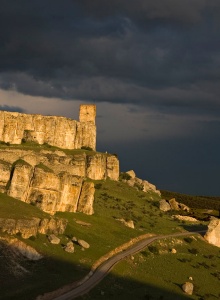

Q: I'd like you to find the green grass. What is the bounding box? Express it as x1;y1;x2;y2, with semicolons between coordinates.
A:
0;178;218;300
0;142;110;157
0;192;49;219
88;235;220;299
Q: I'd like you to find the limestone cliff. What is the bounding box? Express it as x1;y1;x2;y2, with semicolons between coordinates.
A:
0;104;121;215
0;104;96;150
0;217;67;239
0;148;119;215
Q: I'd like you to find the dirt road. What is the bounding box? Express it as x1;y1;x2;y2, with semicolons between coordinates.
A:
53;231;204;300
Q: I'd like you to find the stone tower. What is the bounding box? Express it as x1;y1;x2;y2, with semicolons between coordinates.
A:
79;104;96;124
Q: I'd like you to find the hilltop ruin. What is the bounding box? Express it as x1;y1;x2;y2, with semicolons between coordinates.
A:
0;104;96;150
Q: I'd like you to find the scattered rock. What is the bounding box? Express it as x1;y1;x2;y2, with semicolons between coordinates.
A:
78;239;90;249
159;199;171;212
48;234;60;245
171;248;177;254
72;237;78;242
172;215;198;222
189;276;193;281
182;282;194;295
204;217;220;247
117;218;135;229
169;198;180;210
75;220;92;227
126;170;136;179
179;203;190;212
64;241;75;253
124;170;161;195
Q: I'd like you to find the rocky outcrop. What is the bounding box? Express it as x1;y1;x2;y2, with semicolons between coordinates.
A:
0;105;121;215
124;170;161;195
204;217;220;247
0;217;67;239
64;241;75;253
159;199;171;212
77;182;95;215
172;215;198;222
48;234;60;244
159;198;190;213
0;149;119;181
182;282;194;295
117;218;135;229
78;239;90;249
169;198;180;210
0;159;11;192
0;150;119;214
169;198;190;212
0;105;96;150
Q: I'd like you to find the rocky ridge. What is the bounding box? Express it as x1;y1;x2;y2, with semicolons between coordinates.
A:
124;170;161;195
0;148;119;214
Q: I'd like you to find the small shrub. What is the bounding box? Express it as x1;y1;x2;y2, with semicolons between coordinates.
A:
119;172;131;181
188;248;199;255
184;237;193;244
95;183;102;189
148;245;159;254
81;146;93;151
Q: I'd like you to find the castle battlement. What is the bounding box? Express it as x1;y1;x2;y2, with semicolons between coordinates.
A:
0;104;96;150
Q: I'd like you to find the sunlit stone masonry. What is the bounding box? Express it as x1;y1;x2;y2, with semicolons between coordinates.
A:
0;104;96;150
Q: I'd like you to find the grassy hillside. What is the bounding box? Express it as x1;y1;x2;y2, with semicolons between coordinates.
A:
0;178;219;299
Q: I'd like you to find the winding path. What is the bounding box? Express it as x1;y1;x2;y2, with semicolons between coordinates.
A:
53;231;205;300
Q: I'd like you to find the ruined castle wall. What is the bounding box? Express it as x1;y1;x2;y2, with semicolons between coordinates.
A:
0;105;96;150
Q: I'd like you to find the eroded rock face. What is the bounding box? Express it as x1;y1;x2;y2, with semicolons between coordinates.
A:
77;182;95;215
0;105;120;216
0;105;96;150
204;218;220;247
107;156;119;181
169;198;180;210
0;160;11;192
0;217;67;239
1;151;118;215
8;161;33;202
159;199;171;212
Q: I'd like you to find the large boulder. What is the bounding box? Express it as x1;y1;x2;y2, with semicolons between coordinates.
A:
117;218;135;229
126;170;136;179
47;234;60;245
182;282;194;295
159;199;171;212
78;239;90;249
64;241;75;253
204;217;220;247
169;198;180;210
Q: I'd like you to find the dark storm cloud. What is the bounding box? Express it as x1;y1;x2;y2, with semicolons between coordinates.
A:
77;0;218;24
0;0;220;118
0;105;25;113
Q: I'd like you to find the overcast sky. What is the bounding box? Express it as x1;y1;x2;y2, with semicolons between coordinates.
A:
0;1;220;195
